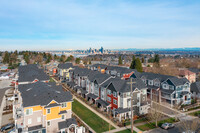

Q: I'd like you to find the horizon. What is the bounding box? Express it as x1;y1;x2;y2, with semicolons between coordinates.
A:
0;0;200;50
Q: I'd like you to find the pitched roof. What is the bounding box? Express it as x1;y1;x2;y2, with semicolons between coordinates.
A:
167;77;189;86
179;69;195;76
107;66;136;74
58;63;73;69
58;118;77;130
107;78;146;93
93;73;111;84
18;64;49;82
191;82;200;93
73;67;91;76
18;82;72;107
92;64;108;69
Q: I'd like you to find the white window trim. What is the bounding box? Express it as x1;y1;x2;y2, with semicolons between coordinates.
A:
37;117;41;123
47;121;51;126
61;115;65;120
28;118;32;125
113;99;117;105
26;108;33;116
61;102;67;108
47;108;51;114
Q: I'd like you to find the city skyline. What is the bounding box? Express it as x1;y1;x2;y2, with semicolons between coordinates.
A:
0;0;200;50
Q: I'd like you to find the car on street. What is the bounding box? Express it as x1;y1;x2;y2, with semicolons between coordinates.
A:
0;123;15;132
161;123;175;130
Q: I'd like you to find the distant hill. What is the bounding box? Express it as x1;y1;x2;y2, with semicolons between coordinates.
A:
113;47;200;51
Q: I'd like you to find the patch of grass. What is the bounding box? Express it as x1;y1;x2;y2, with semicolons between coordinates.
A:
116;129;137;133
125;117;147;125
72;99;115;133
189;111;200;116
187;106;200;111
136;118;176;131
137;123;155;131
49;77;55;82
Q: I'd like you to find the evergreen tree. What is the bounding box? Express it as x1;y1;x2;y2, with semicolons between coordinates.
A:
130;55;136;69
75;58;81;64
154;54;160;63
65;55;74;62
135;58;143;72
3;51;10;64
60;55;66;63
142;57;144;63
118;56;122;65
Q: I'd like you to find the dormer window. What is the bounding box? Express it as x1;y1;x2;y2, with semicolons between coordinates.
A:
148;80;153;85
61;102;67;108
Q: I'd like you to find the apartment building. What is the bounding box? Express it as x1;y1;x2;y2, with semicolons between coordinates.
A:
14;81;77;133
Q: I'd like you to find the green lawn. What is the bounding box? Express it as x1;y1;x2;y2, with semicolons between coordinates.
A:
116;129;137;133
136;118;176;131
49;77;55;82
125;118;147;126
189;111;200;116
72;99;115;133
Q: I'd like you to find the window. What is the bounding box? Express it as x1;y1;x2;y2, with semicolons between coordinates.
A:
148;80;153;85
142;90;146;95
62;115;65;120
143;97;145;101
28;119;32;125
169;85;174;90
107;90;111;95
162;84;167;89
113;99;117;105
37;117;41;123
113;91;117;97
47;121;50;126
61;103;67;108
107;97;111;102
47;109;51;114
26;108;33;115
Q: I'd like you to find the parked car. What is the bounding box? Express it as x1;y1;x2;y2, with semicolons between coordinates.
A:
161;123;174;130
0;123;15;132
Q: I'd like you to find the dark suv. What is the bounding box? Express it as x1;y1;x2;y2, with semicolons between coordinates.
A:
0;123;15;132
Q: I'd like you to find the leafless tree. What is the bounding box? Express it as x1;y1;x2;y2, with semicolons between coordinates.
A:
148;95;163;127
178;119;200;133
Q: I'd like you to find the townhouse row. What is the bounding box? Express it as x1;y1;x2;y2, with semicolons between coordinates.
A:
56;63;191;119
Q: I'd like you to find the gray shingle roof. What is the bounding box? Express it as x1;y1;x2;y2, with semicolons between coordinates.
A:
58;118;77;130
73;67;91;76
93;73;111;84
191;82;200;93
107;66;136;74
167;77;189;86
19;82;72;107
58;63;73;69
107;78;146;93
59;110;67;115
96;99;110;107
28;125;45;132
18;64;49;82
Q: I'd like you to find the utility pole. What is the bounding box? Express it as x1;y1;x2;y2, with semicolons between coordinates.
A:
127;78;136;133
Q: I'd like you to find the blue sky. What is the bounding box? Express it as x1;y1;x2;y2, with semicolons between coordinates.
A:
0;0;200;50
